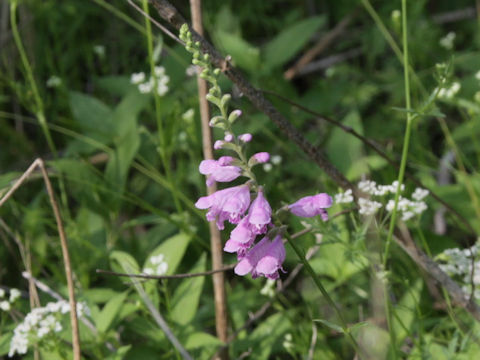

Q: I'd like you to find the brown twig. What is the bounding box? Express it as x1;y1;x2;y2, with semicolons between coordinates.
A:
284;10;358;80
148;0;355;193
96;264;235;279
0;159;81;360
189;0;229;358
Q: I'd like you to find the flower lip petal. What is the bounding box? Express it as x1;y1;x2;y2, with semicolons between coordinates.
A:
199;160;218;175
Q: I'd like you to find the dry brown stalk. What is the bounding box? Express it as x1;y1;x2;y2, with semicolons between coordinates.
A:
189;0;229;358
0;159;81;360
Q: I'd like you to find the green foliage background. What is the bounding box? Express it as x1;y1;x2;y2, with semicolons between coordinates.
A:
1;0;480;358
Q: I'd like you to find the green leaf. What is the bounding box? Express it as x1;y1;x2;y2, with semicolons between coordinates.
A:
143;232;191;275
263;16;325;70
0;333;12;356
69;91;114;143
184;331;223;349
110;250;140;274
215;31;260;71
96;291;129;333
314;319;344;333
393;279;423;342
171;254;206;325
104;345;132;360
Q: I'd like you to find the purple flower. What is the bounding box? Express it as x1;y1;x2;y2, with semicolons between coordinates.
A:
247;188;271;234
195;184;251;229
224;133;234;142
252;152;270;164
199;157;242;186
224;215;256;257
288;193;332;220
234;236;286;279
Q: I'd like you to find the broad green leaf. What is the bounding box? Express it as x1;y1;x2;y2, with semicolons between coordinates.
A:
215;31;260;71
326;111;365;180
245;312;291;358
110;250;140;274
143;232;191;275
0;333;12;356
263;16;325;70
69;91;113;142
184;331;223;349
171;254;206;325
96;291;129;333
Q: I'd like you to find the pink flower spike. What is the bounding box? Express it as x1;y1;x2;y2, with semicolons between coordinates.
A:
247;188;272;234
195;184;251;229
234;235;286;279
253;152;270;164
288;193;332;220
224;133;234;142
239;133;252;143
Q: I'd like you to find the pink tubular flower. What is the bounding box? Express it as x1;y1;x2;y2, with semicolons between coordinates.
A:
252;152;270;164
234;235;286;279
288;193;332;221
199;157;242;186
247;188;272;234
224;215;256;257
195;184;251;229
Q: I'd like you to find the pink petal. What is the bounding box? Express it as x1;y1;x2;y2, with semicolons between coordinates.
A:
199;160;218;175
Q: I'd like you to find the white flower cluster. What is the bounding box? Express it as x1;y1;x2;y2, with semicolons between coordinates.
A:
335;189;354;204
0;288;21;312
334;180;429;220
358;198;382;216
439;31;456;50
438;243;480;300
130;66;169;96
437;82;461;99
142;254;169;276
9;300;89;357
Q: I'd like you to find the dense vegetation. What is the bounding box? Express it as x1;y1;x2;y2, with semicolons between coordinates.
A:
1;0;480;359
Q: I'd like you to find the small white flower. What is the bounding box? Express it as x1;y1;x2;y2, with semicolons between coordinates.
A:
358;180;377;195
156;262;168;275
263;163;273;172
154;66;166;77
271;155;282;165
439;32;456;50
138;81;153;94
260;279;276;298
358;198;382;215
93;45;105;57
9;288;21;303
131;72;146;85
143;268;154;275
151;254;165;265
412;188;429;201
0;288;5;298
46;76;62;88
182;108;195;123
0;300;11;311
335;189;354;204
186;65;199;76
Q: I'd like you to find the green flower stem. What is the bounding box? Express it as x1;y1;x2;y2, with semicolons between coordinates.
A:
381;1;413;357
286;235;361;357
142;0;182;213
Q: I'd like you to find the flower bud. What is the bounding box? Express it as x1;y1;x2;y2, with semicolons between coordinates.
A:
214;140;224;150
239;133;252;142
224;133;234;142
228;109;242;124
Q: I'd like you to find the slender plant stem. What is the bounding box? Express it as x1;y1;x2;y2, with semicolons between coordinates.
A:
286;235;361;357
141;0;183;213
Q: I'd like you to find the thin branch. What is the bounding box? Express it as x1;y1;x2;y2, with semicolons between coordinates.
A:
96;264;235;279
147;0;355;193
0;159;81;360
